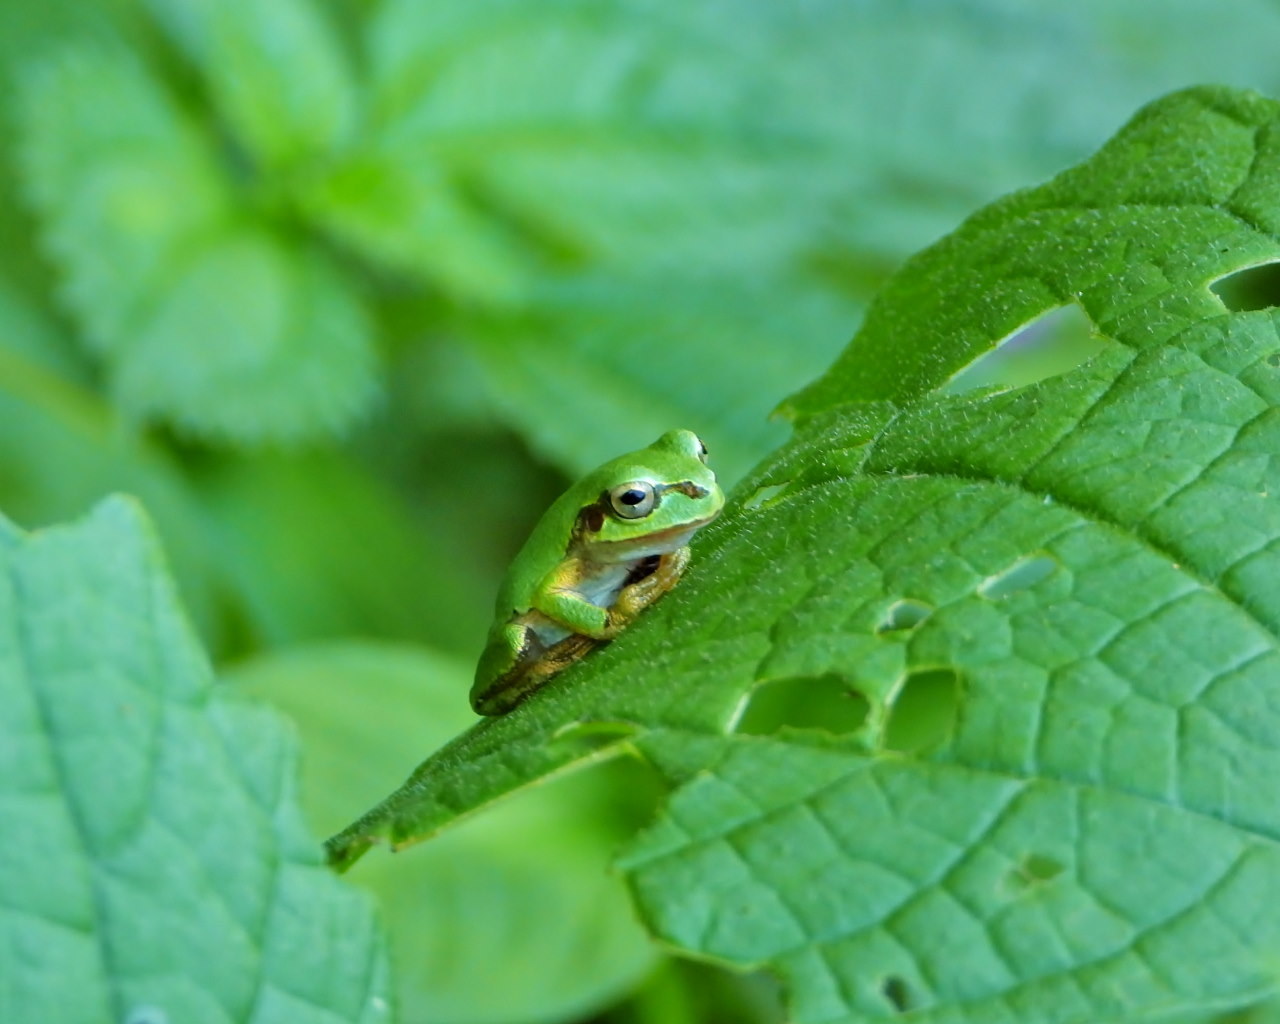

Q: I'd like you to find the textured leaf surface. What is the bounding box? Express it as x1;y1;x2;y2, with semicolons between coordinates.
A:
0;499;389;1023
17;48;377;443
329;86;1280;1022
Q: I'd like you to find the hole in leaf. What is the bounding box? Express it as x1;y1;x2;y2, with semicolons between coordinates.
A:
876;598;933;634
945;303;1109;393
884;669;960;753
549;719;638;756
743;482;790;510
1211;262;1280;311
1018;853;1065;884
665;961;787;1023
736;674;870;736
979;554;1057;600
1267;352;1280;368
882;976;912;1013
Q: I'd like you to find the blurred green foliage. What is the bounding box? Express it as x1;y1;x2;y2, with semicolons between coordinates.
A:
6;1;1280;1022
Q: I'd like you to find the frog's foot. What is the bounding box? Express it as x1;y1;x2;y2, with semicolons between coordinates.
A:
473;627;602;715
607;547;690;632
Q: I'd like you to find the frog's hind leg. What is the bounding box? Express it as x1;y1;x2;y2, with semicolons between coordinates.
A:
477;623;602;714
538;633;603;675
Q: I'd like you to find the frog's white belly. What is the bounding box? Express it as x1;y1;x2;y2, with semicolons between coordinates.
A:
576;559;639;609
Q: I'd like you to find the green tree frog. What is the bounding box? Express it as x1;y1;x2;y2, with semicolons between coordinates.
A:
470;429;724;715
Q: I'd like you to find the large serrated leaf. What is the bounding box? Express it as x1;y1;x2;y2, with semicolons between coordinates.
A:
348;0;823;279
142;0;357;171
328;85;1280;1022
116;227;378;443
16;47;377;444
0;498;389;1023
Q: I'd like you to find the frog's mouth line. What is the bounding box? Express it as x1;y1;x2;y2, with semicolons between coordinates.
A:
596;510;721;559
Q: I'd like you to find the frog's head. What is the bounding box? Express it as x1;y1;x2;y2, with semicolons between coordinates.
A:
574;429;724;562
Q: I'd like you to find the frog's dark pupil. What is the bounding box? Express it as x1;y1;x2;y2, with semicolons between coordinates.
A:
620;489;645;506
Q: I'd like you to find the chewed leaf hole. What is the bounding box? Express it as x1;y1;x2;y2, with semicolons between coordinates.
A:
1267;353;1280;368
884;669;959;753
1018;853;1065;884
743;482;790;510
550;719;638;755
882;976;912;1013
736;674;870;737
1211;262;1280;311
979;554;1057;599
877;598;932;634
945;303;1110;394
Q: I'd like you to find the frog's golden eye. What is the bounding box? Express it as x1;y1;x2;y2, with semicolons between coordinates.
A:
609;481;657;519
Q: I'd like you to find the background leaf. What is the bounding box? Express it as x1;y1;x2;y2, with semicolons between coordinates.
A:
17;47;377;443
461;273;853;482
0;497;389;1023
227;641;658;1024
143;0;358;171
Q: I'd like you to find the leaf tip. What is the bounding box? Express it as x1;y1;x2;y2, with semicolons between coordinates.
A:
324;827;380;873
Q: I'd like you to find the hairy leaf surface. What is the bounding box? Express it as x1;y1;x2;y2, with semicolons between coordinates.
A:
329;86;1280;1022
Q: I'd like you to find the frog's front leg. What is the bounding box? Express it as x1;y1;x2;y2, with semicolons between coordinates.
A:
533;561;614;639
534;548;691;641
610;547;690;623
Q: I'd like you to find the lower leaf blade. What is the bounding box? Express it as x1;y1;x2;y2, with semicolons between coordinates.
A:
0;497;389;1023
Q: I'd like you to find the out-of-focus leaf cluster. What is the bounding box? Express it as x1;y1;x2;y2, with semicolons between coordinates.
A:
5;1;1280;1023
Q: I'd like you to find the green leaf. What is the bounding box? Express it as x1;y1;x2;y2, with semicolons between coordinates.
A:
0;296;226;644
18;47;229;354
328;85;1280;1022
17;47;377;443
143;0;357;171
0;498;389;1022
302;0;837;309
116;226;378;442
782;86;1280;416
194;450;491;653
463;273;853;483
228;641;656;1024
301;150;536;304
624;732;1280;1022
361;0;822;270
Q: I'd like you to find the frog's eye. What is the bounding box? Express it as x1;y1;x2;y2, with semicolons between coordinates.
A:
608;481;657;519
696;437;709;465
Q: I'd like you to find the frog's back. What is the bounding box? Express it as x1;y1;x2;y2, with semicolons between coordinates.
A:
475;491;582;698
488;487;585;623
